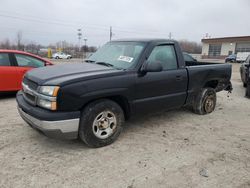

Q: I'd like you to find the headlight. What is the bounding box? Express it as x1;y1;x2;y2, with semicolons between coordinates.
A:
37;99;57;110
37;86;59;110
39;86;60;96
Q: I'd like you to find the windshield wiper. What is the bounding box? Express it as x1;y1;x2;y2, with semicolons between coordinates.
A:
95;61;114;67
84;60;113;67
84;59;95;63
85;60;124;70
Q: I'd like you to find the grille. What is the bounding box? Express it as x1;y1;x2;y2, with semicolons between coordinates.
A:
22;77;38;106
23;91;36;106
24;92;36;102
23;77;39;91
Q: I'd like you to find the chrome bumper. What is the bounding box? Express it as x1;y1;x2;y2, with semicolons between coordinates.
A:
18;107;79;139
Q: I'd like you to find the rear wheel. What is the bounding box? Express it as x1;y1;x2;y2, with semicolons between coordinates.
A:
79;99;124;148
193;87;217;115
55;56;59;59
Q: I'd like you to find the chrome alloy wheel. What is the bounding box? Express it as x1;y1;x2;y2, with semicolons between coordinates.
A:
92;111;117;139
204;95;215;113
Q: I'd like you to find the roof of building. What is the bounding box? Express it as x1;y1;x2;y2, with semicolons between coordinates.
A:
201;36;250;43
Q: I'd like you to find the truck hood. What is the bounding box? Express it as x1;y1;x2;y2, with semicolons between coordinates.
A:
25;63;124;86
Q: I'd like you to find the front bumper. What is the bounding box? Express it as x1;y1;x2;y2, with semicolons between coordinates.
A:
17;91;80;140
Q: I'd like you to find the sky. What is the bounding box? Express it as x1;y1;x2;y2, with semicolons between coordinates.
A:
0;0;249;47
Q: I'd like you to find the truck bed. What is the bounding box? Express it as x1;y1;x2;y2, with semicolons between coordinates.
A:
184;61;232;105
185;61;221;66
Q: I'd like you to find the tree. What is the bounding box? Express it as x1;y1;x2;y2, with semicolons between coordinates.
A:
25;41;41;54
178;40;202;54
0;38;11;49
88;46;97;52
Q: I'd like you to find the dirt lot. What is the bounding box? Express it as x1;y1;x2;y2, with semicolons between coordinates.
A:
0;62;249;188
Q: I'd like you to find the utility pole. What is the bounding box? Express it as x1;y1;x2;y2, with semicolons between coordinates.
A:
77;28;82;52
169;32;172;40
84;38;87;58
110;26;113;41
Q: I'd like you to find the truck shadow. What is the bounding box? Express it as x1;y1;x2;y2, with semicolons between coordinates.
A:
38;107;194;150
123;107;193;130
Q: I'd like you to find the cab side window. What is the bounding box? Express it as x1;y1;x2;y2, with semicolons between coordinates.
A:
183;53;194;62
147;45;177;70
0;53;11;66
15;54;45;68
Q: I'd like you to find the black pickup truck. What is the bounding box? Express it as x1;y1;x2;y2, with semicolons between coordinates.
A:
17;39;232;147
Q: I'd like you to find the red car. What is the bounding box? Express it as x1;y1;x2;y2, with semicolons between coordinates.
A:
0;50;53;92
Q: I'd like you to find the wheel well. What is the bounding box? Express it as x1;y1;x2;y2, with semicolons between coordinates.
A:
81;96;131;120
107;96;131;120
204;80;218;89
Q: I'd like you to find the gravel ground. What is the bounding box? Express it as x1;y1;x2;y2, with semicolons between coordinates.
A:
0;62;249;188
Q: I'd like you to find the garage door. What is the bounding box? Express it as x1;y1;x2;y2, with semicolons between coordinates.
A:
235;42;250;53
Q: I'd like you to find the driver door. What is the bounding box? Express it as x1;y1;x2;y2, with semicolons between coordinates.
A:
135;45;188;113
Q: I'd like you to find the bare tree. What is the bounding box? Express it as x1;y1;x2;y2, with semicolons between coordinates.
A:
0;38;11;49
88;46;97;52
178;40;202;54
25;41;41;55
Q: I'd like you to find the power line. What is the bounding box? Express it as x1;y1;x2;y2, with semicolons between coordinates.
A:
0;10;111;29
0;27;109;42
0;14;110;31
0;9;169;35
0;12;169;36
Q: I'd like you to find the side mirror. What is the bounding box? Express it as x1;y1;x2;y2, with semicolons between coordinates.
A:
141;61;163;73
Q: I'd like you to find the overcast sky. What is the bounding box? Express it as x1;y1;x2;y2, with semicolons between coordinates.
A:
0;0;249;46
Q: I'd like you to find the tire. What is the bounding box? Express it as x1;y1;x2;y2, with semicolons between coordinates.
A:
193;87;217;115
55;56;59;59
79;99;124;148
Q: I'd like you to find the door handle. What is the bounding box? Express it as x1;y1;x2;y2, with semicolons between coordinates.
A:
176;75;182;81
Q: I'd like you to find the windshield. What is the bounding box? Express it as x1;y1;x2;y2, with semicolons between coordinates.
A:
87;41;146;69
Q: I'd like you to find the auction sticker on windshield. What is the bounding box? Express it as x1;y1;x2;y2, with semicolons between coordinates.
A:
118;56;134;63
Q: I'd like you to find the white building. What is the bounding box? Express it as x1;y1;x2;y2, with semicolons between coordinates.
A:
201;36;250;59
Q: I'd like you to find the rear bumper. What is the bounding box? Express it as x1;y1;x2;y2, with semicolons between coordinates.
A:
16;91;80;139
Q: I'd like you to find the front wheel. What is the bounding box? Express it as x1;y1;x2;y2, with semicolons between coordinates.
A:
193;88;217;115
79;99;124;148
